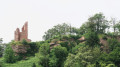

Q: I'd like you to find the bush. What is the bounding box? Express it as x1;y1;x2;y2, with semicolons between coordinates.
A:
0;61;4;67
71;43;85;54
106;64;116;67
107;38;120;51
21;39;28;45
69;35;81;40
3;45;16;63
102;35;107;40
32;63;36;67
85;31;100;47
36;43;50;67
50;46;68;67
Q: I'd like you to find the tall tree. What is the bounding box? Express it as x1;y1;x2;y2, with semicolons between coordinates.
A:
87;13;109;33
43;23;76;40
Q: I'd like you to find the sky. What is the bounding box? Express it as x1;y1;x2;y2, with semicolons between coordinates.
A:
0;0;120;43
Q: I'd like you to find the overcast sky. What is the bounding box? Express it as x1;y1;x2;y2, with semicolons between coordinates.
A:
0;0;120;43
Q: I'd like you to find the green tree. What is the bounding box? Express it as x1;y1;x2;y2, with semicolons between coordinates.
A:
36;43;50;67
4;45;16;63
78;23;88;35
64;46;101;67
85;31;99;47
107;47;120;66
50;46;68;67
88;13;108;33
43;23;77;40
114;21;120;34
107;38;120;51
0;38;3;57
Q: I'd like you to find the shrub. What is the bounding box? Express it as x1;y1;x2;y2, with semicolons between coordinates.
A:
102;35;107;40
107;38;120;51
36;43;50;67
32;63;36;67
71;43;85;54
21;39;28;45
0;61;4;67
106;64;116;67
3;45;16;63
50;46;68;67
85;31;100;47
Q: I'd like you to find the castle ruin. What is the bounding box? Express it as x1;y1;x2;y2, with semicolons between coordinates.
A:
14;21;31;42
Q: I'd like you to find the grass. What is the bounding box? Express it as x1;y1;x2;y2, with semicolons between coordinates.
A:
0;56;39;67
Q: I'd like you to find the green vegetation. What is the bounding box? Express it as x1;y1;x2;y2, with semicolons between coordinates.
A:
3;45;16;63
0;57;38;67
1;13;120;67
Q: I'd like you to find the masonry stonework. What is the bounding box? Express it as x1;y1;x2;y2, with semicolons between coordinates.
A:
14;21;31;42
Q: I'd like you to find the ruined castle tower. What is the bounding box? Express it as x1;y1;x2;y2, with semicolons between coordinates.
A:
14;21;31;42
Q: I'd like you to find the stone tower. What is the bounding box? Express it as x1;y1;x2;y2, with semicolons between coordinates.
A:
14;21;31;42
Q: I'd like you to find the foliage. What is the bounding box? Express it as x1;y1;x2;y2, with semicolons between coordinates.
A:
3;45;16;63
88;13;109;33
64;46;101;67
107;38;120;51
0;38;3;57
114;21;120;34
43;23;77;40
50;46;68;67
36;43;50;67
77;23;88;35
0;57;39;67
71;43;85;54
96;47;120;67
27;42;39;56
85;31;100;47
49;55;58;67
21;39;28;45
106;64;116;67
32;63;36;67
60;41;77;52
0;60;4;67
107;47;120;66
102;35;107;40
78;13;109;34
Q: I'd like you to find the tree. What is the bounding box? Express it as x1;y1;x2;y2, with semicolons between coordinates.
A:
77;23;88;35
36;43;50;67
50;46;68;67
107;38;120;51
110;18;117;33
107;47;120;66
43;23;77;40
27;42;38;56
4;45;16;63
64;46;101;67
0;38;3;57
85;31;99;47
87;13;109;33
114;21;120;35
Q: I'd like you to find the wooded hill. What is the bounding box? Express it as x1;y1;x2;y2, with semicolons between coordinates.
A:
0;13;120;67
